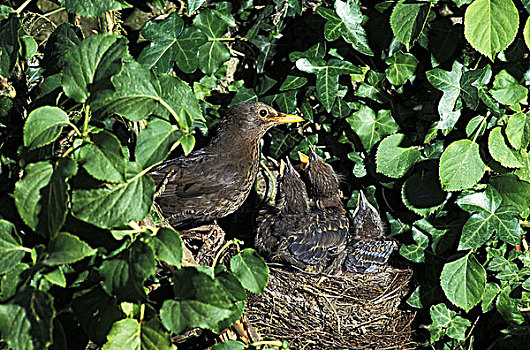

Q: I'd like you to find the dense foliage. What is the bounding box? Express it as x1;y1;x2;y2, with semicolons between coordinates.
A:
1;0;530;349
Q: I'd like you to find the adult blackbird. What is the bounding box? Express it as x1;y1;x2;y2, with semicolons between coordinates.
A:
255;159;310;267
344;191;397;273
289;147;350;272
149;102;303;228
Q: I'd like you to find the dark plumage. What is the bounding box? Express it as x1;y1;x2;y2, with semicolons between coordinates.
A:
289;147;350;272
345;191;397;273
255;159;310;267
149;102;303;228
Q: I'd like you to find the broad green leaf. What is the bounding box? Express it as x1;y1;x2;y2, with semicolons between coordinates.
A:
439;139;486;191
296;58;363;111
488;127;522;168
230;249;269;295
0;304;34;350
71;167;155;229
525;17;530;50
346;106;399;151
402;170;449;217
489;174;530;218
180;134;196;156
39;158;77;237
215;271;247;330
135;119;183;169
160;267;243;334
213;340;246;350
0;15;21;78
399;227;428;263
440;253;486;312
515;150;530;182
0;220;25;274
0;263;29;301
461;66;491;110
482;282;500;312
58;0;132;17
489;70;528;106
465;115;486;138
72;287;123;345
334;0;374;56
385;52;418;86
62;35;128;103
464;0;519;60
42;23;82;75
426;61;463;131
43;232;97;266
376;134;421;178
415;219;451;255
14;161;53;231
280;75;308;91
390;0;431;49
102;318;175;350
98;241;156;301
138;13;207;74
43;267;66;287
23;106;69;149
91;61;203;127
506;112;530;150
430;19;461;64
77;131;127;183
149;227;183;268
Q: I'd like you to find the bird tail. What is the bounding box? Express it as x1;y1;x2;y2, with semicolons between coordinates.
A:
345;240;397;273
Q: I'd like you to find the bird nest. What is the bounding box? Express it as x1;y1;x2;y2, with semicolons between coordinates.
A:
246;264;415;349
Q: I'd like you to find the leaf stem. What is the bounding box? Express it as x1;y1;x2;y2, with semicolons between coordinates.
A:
15;0;33;13
252;340;287;348
82;105;90;137
471;115;487;144
157;98;180;125
208;37;241;42
68;122;82;138
212;239;241;269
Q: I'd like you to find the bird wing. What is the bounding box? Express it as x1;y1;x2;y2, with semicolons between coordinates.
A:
288;207;349;266
344;240;397;273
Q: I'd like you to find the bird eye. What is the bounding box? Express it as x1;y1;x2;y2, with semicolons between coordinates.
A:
259;109;268;117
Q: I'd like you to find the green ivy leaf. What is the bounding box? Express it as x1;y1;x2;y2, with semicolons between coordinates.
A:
496;286;525;324
135;119;183;169
58;0;132;17
149;227;183;268
440;253;486;312
464;0;519;60
399;227;428;263
43;267;66;287
77;131;128;183
62;34;129;103
439;139;486;191
426;61;463;131
346;106;399;151
481;282;500;313
334;0;374;56
390;0;431;50
488;127;523;168
14;161;53;231
385;51;418;86
43;232;96;266
0;263;29;301
23;106;69;149
0;220;26;275
296;57;363;111
230;249;269;295
138;13;207;74
429;303;471;342
180;134;196;156
102;318;175;350
280;75;308;91
489;174;530;218
0;304;34;349
515;150;530;182
71;166;155;229
376;134;421;178
193;10;231;75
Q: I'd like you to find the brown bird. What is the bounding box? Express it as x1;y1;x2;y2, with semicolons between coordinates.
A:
289;147;350;272
149;102;303;228
255;159;311;267
344;190;397;273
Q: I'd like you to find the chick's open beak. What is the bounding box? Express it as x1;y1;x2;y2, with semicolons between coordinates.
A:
270;112;304;124
298;151;309;166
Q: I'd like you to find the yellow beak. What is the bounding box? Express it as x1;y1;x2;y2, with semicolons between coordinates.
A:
270;113;304;124
298;151;309;165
